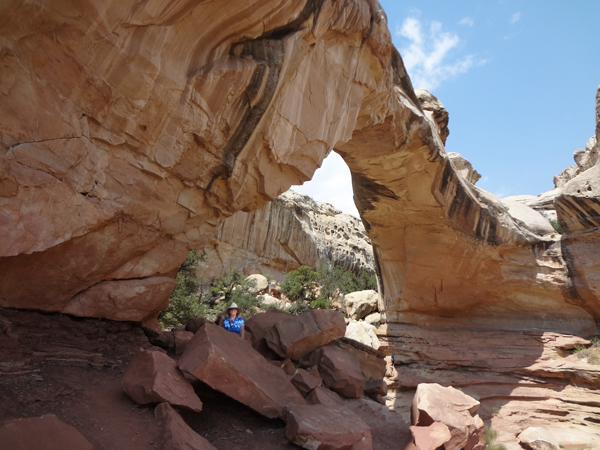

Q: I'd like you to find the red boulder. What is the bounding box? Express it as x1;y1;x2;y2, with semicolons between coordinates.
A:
318;345;364;398
264;309;346;360
286;404;372;450
122;349;202;412
178;323;306;419
291;367;322;396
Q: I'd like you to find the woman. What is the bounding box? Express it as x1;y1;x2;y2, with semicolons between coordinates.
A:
222;302;245;338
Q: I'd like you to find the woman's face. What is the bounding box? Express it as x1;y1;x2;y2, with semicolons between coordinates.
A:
229;308;238;318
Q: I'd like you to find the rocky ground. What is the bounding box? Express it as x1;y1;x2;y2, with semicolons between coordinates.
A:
0;308;413;450
380;324;600;450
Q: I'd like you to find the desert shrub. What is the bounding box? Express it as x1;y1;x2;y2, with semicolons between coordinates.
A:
159;250;209;328
485;426;507;450
549;218;564;234
282;265;318;302
209;267;261;318
573;336;600;365
317;264;377;299
287;300;311;315
282;264;377;314
310;295;333;310
159;256;265;328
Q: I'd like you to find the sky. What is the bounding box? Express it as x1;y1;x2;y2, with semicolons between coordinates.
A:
293;0;600;217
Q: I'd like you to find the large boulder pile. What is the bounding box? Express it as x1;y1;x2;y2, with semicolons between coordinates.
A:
120;308;390;449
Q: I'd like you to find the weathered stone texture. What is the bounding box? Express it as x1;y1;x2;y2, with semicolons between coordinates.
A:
0;0;599;335
198;190;375;280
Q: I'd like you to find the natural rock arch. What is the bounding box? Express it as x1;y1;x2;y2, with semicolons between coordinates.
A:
0;0;598;334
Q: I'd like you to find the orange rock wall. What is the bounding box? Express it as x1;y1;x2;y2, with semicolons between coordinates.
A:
1;0;598;332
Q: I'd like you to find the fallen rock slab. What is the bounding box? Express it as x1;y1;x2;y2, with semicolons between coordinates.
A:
178;323;306;418
286;404;372;450
345;320;380;349
411;383;481;450
174;330;194;356
0;414;94;450
245;308;293;358
306;386;345;407
185;317;211;334
410;422;451;450
318;345;364;398
344;290;379;321
264;309;346;360
122;349;202;412
334;338;387;381
364;379;387;404
292;367;322;396
155;403;218;450
518;427;560;450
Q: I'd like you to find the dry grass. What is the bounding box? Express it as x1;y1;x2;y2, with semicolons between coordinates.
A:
573;337;600;365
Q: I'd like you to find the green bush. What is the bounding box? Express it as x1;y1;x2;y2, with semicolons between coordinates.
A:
281;265;318;302
159;254;264;328
159;250;209;328
287;300;312;315
310;295;333;310
317;264;377;299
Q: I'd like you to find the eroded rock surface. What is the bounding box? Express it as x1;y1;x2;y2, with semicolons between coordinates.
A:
198;190;375;280
1;0;599;337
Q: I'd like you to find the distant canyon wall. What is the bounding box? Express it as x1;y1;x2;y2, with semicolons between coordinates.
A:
197;190;374;281
0;0;599;333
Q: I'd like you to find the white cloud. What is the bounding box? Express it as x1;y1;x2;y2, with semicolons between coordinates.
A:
292;152;359;217
459;16;474;27
396;17;481;90
510;12;521;24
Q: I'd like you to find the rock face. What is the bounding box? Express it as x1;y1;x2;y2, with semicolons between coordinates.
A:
345;320;380;349
198;190;375;280
0;414;95;450
122;349;203;412
1;0;599;337
410;422;452;450
178;323;306;419
285;404;372;450
415;89;450;145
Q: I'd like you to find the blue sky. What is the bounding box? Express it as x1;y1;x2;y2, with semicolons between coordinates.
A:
294;0;600;217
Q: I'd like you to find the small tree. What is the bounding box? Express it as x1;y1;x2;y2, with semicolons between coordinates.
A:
159;250;208;329
281;265;318;302
209;268;262;318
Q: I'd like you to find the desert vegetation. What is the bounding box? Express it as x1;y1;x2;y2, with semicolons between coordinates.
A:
159;252;377;328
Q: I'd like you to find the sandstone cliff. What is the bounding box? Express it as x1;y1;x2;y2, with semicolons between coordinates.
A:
198;190;374;281
1;0;599;337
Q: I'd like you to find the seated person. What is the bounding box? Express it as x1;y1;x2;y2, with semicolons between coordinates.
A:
222;302;245;338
